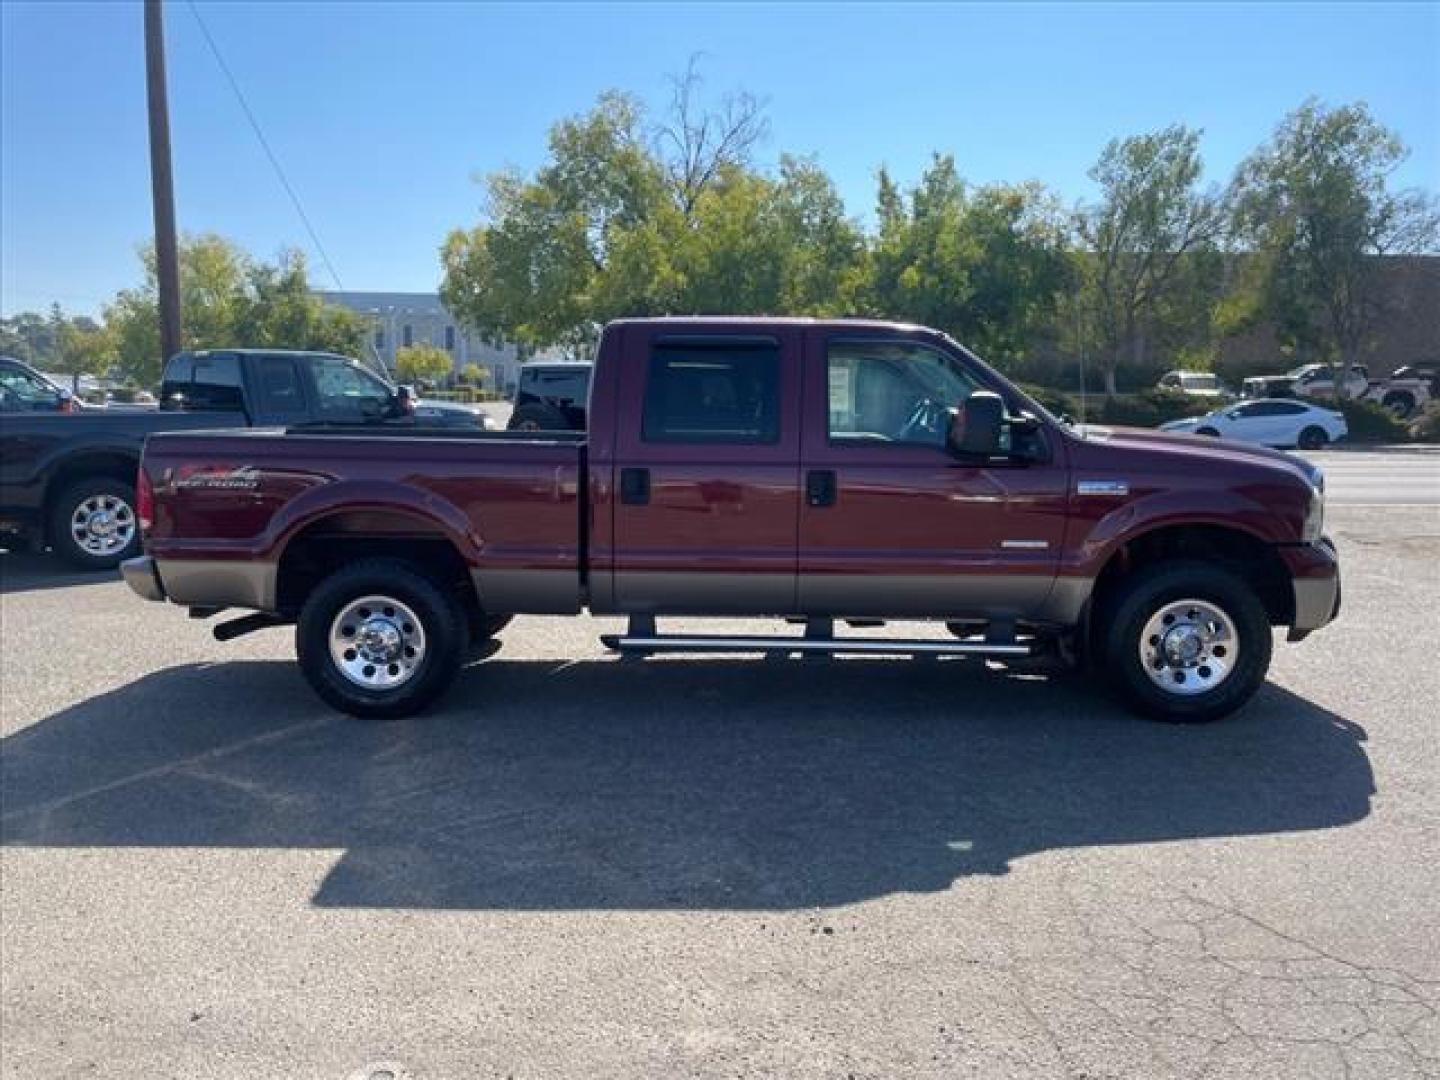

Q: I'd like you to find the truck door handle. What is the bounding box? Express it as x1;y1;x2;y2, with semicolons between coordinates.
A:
620;467;650;505
806;470;837;508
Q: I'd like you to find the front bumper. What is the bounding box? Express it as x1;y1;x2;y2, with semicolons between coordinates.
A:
121;555;167;602
1281;537;1341;641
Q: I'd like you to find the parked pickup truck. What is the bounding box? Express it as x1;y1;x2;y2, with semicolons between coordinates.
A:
123;318;1340;723
1;348;485;569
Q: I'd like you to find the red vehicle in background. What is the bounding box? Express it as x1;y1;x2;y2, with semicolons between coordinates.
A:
123;318;1340;723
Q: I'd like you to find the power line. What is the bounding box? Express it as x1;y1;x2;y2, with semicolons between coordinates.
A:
185;0;345;291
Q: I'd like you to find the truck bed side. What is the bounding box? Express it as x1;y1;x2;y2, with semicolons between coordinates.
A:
141;427;586;615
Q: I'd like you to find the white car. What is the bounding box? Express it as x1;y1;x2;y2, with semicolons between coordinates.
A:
1160;399;1347;450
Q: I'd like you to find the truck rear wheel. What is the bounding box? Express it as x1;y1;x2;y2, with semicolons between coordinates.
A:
48;477;141;570
1097;560;1272;723
296;559;467;719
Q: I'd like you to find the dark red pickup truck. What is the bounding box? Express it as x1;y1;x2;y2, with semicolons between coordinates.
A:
123;318;1339;722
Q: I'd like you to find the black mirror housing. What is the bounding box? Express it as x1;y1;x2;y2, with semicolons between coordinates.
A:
948;391;1005;456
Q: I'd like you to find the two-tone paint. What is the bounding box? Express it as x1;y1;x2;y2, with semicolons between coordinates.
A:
128;318;1339;638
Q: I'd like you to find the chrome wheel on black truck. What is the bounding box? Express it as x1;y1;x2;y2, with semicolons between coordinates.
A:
296;559;467;719
48;478;141;570
1098;560;1272;723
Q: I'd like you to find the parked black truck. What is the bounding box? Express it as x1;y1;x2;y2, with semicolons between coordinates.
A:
0;349;486;569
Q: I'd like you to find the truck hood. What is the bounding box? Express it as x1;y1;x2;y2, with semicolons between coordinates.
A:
1074;424;1321;487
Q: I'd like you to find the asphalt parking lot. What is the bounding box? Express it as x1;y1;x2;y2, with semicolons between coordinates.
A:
2;469;1438;1077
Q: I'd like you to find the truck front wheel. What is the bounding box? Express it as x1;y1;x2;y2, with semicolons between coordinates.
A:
1097;561;1272;723
296;559;467;719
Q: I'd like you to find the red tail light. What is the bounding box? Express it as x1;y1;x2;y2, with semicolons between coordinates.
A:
136;466;154;536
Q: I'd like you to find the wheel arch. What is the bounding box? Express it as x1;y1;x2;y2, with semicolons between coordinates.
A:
274;505;482;624
1088;520;1295;632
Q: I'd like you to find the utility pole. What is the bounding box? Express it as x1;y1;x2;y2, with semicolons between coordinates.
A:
144;0;182;364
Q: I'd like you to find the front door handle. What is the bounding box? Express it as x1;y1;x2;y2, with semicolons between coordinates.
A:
806;469;837;508
620;467;650;505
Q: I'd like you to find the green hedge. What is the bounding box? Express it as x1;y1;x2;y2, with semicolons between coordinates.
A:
1338;398;1410;443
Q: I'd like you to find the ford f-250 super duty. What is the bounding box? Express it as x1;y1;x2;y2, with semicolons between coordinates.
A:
122;318;1340;723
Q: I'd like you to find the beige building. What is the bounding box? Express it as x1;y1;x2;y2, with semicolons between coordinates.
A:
317;291;536;393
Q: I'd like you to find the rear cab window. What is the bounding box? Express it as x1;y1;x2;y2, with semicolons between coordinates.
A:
642;342;781;444
249;355;309;421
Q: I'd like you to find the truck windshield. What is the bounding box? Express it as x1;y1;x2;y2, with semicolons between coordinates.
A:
0;363;63;411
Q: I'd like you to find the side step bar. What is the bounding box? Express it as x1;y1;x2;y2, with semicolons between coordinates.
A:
600;630;1031;658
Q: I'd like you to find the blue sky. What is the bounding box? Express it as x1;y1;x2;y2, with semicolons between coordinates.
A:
2;1;1437;317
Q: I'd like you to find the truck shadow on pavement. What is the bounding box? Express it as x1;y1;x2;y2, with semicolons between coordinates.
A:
0;654;1373;911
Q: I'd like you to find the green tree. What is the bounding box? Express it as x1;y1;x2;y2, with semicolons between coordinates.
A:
104;234;366;386
441;68;862;350
53;313;117;392
860;157;1070;365
1226;99;1439;394
1075;125;1227;395
459;362;484;386
0;310;59;366
395;344;452;385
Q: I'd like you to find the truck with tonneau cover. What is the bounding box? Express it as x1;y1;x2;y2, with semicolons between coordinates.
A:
1;348;484;569
123;318;1340;722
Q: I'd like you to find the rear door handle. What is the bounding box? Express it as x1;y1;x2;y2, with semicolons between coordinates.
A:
620;467;650;505
806;469;837;508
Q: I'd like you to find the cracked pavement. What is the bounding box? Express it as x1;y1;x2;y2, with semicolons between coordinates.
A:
2;503;1437;1078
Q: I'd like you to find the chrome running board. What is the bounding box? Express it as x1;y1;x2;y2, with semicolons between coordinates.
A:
600;632;1031;658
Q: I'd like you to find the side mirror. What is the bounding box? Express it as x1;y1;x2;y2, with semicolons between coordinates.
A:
948;391;1004;457
392;384;417;417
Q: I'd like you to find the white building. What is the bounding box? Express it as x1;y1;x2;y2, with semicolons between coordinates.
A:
317;290;535;393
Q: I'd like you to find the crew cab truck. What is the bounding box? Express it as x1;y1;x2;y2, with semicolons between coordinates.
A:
123;318;1340;723
1;348;483;569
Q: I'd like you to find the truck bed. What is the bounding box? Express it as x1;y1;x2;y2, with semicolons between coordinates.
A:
142;426;588;615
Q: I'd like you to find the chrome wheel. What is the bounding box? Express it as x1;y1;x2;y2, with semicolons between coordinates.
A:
328;595;427;690
1139;598;1238;697
70;493;136;556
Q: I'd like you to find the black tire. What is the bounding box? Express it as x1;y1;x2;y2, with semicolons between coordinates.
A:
1381;392;1415;419
295;558;467;719
1097;560;1272;724
48;477;141;570
1195;426;1220;438
508;403;569;432
1297;425;1328;450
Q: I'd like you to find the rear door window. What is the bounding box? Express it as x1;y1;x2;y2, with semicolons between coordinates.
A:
641;343;781;444
250;356;309;421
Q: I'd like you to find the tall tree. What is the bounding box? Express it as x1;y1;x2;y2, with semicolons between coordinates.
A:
440;69;864;353
861;157;1070;364
105;234;365;386
53;311;117;392
1076;125;1226;395
1226;99;1439;393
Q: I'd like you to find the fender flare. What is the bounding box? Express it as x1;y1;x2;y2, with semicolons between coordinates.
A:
265;480;485;567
